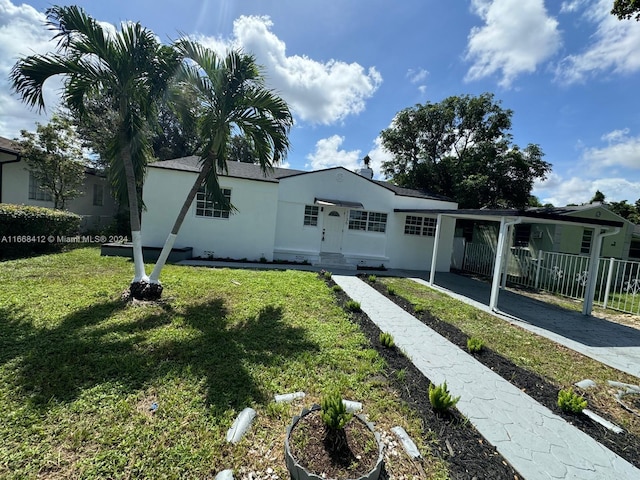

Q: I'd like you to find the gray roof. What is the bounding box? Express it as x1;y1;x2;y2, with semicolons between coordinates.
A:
150;156;304;182
150;156;451;202
0;136;19;154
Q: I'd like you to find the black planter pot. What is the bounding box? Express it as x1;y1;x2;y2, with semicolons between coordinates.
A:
284;405;384;480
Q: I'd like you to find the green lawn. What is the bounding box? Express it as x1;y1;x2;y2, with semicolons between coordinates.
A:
0;249;446;479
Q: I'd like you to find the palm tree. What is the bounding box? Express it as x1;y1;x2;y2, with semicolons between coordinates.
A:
10;5;181;299
147;40;293;287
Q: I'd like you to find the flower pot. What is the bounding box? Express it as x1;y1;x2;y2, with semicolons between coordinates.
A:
285;405;384;480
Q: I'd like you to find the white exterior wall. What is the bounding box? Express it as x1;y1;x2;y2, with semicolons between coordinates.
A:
274;169;395;264
142;167;279;261
274;168;458;271
1;160;116;231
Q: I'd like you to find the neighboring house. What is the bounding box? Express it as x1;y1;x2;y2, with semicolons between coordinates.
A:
468;203;637;260
141;156;459;270
0;135;117;232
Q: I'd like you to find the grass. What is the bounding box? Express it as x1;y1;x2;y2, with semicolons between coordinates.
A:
378;277;640;436
0;249;447;479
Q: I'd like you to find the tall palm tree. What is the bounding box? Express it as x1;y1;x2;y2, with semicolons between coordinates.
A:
10;5;181;299
147;40;293;287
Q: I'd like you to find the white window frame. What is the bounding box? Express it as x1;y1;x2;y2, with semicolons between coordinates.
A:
303;205;319;226
348;210;387;233
195;187;231;219
92;183;104;207
404;215;437;236
28;172;52;202
580;228;593;255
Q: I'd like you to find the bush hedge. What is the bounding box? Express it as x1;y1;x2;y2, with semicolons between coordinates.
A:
0;204;81;258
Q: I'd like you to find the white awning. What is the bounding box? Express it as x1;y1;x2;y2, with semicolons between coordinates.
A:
314;197;363;209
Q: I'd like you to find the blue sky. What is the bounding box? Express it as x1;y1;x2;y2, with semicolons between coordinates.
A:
1;0;639;207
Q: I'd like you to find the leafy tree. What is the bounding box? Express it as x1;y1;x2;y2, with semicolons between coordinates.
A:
10;5;181;299
609;200;640;224
381;93;551;209
590;190;606;203
528;195;544;207
228;135;259;163
612;0;640;21
147;41;293;287
16;115;86;209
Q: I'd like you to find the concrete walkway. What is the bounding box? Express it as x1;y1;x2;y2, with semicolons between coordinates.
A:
333;275;640;480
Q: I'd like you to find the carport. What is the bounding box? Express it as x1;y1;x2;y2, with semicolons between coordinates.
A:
394;208;624;315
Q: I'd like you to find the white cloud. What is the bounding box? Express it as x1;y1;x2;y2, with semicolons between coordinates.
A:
407;68;429;84
196;15;382;125
0;0;59;138
582;129;640;170
305;135;361;171
555;0;640;84
560;0;589;13
534;175;640;206
365;136;394;180
465;0;562;88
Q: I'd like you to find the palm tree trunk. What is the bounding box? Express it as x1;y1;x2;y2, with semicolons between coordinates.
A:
121;143;148;284
148;162;211;283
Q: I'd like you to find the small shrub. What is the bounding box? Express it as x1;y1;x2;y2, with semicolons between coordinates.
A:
379;332;395;348
467;337;484;354
429;382;460;412
345;300;361;312
321;391;352;431
0;204;81;258
414;305;425;314
557;388;587;413
395;369;407;382
387;285;396;296
323;271;332;280
368;275;377;283
332;284;343;292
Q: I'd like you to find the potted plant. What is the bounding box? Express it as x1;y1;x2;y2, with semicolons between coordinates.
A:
285;391;384;480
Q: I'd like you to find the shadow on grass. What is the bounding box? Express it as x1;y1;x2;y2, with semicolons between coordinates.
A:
1;298;319;411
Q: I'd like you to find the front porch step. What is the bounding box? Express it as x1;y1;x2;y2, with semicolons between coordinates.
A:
314;252;357;271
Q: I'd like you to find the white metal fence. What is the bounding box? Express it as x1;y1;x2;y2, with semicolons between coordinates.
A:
461;242;640;315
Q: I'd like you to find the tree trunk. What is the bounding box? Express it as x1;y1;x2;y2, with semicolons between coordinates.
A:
120;141;149;286
148;162;211;284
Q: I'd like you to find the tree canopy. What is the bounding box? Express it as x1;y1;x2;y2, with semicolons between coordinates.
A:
16;115;86;210
612;0;640;21
380;93;551;209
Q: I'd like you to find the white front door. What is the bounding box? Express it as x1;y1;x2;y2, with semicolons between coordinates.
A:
321;209;344;253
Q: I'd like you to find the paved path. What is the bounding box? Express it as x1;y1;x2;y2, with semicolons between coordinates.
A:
333;275;640;480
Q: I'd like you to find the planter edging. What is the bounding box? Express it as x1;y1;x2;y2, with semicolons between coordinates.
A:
284;404;385;480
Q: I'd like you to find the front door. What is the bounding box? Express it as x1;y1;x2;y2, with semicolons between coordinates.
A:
321;209;344;253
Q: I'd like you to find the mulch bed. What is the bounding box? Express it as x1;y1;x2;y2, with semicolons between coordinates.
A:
325;275;521;480
357;275;640;471
288;409;380;479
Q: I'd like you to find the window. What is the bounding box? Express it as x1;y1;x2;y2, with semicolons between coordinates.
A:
580;229;593;255
303;205;319;226
348;210;368;231
92;183;104;206
28;172;52;202
404;216;437;236
422;217;437;236
196;187;231;218
514;224;531;247
348;210;387;233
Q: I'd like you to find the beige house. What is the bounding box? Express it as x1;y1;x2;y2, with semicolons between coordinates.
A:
0;136;117;232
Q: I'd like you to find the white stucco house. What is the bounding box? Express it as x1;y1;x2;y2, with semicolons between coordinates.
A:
141;156;459;271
